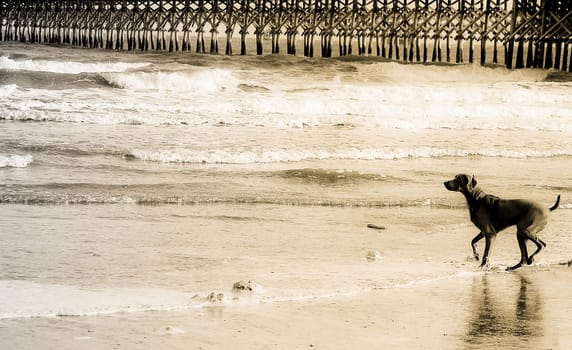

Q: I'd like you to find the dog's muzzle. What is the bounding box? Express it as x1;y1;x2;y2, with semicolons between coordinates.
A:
444;180;459;191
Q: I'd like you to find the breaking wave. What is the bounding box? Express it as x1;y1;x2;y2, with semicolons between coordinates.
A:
99;68;239;92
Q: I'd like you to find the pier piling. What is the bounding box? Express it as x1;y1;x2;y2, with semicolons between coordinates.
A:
0;0;571;70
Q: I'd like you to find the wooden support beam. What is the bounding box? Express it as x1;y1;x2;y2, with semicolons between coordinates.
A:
1;0;571;71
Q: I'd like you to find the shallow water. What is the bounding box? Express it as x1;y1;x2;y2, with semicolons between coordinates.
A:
1;42;572;325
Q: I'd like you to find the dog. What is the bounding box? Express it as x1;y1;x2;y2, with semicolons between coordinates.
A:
444;174;560;270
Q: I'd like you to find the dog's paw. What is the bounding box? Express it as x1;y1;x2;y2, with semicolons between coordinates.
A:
477;263;490;271
506;263;524;271
526;257;535;265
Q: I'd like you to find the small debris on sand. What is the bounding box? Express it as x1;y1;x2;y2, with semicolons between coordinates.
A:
206;292;225;303
232;280;263;293
165;326;186;335
367;224;386;230
366;250;383;262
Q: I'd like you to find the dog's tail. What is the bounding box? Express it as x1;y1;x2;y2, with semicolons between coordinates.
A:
549;194;561;211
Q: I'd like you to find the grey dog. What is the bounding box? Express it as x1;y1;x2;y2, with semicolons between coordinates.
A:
444;174;560;270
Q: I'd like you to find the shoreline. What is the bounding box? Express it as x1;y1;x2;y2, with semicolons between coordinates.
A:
2;266;571;350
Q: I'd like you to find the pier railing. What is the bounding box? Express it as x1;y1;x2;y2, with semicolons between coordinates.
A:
1;1;571;70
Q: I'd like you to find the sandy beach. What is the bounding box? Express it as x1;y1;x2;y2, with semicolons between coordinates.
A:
1;266;571;350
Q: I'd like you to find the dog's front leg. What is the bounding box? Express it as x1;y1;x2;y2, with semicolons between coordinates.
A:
480;232;497;268
471;232;485;261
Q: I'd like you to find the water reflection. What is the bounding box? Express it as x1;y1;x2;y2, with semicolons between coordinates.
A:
464;273;543;349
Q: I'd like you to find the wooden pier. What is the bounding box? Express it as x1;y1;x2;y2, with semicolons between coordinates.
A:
1;1;571;70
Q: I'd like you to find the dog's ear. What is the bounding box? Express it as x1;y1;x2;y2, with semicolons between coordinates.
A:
469;175;477;189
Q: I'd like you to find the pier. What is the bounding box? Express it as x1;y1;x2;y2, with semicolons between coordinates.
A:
1;1;571;70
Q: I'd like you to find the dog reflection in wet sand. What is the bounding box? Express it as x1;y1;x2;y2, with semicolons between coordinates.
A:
444;174;560;270
465;274;543;346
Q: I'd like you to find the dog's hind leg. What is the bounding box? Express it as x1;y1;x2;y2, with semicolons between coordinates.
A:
471;232;485;261
507;233;529;271
518;217;547;265
527;236;546;265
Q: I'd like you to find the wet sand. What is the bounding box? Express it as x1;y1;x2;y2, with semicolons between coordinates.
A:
1;266;571;350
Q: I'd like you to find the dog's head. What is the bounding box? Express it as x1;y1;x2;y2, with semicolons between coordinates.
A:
444;174;477;192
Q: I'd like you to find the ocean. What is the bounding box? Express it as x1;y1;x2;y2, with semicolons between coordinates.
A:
1;41;571;329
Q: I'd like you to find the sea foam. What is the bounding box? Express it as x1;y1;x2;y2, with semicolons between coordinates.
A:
128;146;572;164
0;55;149;74
0;155;33;168
0;280;189;319
359;61;549;85
0;83;18;97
